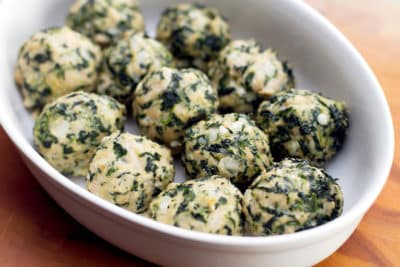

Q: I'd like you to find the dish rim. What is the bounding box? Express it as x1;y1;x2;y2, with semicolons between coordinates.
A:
0;0;394;249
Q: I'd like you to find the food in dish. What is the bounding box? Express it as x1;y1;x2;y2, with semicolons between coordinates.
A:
97;32;174;103
156;3;231;70
208;39;262;113
256;89;349;166
243;49;294;98
87;132;174;213
182;113;273;185
149;175;244;235
133;67;219;153
33;91;126;176
14;27;101;112
244;158;344;235
15;1;350;236
66;0;145;47
208;40;294;113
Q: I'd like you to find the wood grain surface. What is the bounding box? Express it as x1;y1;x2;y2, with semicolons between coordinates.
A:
0;0;399;266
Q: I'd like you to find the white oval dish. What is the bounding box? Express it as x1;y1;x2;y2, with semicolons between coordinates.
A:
0;0;394;266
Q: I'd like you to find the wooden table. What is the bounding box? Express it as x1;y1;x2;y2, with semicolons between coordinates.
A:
1;0;399;266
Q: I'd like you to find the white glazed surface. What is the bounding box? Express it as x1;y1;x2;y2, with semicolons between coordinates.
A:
0;0;394;266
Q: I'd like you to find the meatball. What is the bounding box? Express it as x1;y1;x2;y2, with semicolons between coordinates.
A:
182;113;273;185
243;49;294;98
149;175;244;235
97;33;175;103
244;158;344;235
256;89;349;166
133;67;218;153
87;132;174;213
14;27;102;112
33;91;126;176
208;40;262;113
156;3;231;70
66;0;145;47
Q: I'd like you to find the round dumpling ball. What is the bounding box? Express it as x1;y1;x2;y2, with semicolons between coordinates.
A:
87;132;174;213
242;49;294;98
14;27;102;112
66;0;145;47
149;175;244;235
97;33;175;103
244;158;344;235
256;89;349;166
133;67;219;153
182;113;273;185
156;3;231;70
33;91;126;176
208;39;262;113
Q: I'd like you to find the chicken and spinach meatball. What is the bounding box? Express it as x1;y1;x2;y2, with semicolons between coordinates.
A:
149;175;244;235
243;49;294;98
182;113;273;185
98;33;175;103
133;67;218;153
244;158;343;235
87;132;174;213
66;0;145;47
33;91;126;176
208;39;262;113
156;3;231;70
256;89;349;166
14;27;102;112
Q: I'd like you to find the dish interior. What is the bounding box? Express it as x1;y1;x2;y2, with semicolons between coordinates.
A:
0;0;392;229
